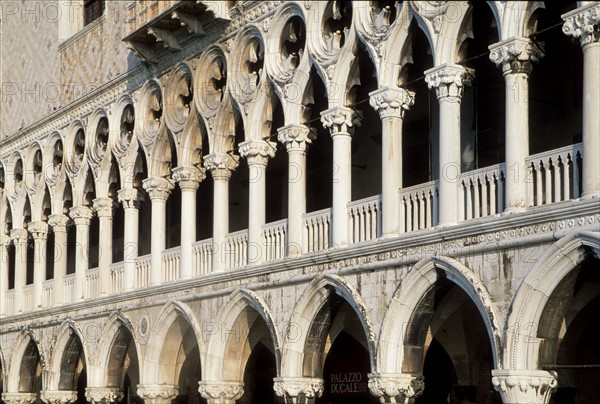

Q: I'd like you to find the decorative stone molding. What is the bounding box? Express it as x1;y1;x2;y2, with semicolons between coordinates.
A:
273;377;324;404
10;228;28;245
28;221;49;240
198;381;244;403
410;1;453;34
163;63;194;135
117;188;145;210
424;63;473;101
2;392;38;404
137;384;178;403
277;124;315;153
142;177;175;201
491;369;557;404
40;390;78;404
489;37;545;75
85;387;124;404
562;3;600;46
369;87;415;120
368;373;424;404
204;153;240;181
172;166;206;191
92;197;117;218
47;214;71;232
69;206;94;226
320;106;363;137
238;139;277;167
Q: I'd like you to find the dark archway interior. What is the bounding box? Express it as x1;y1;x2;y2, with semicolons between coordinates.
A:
59;333;86;400
240;341;278;404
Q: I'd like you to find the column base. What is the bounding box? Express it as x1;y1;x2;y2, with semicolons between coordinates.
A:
492;369;557;404
580;191;599;200
368;373;424;404
273;377;324;404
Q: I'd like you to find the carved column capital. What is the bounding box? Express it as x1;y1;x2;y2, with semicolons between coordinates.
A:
369;87;415;120
424;63;473;101
28;221;49;240
198;381;244;404
69;206;94;226
10;228;28;245
492;369;557;404
368;373;424;404
2;393;38;404
273;377;324;404
204;153;239;181
137;384;178;402
48;214;70;233
85;387;124;404
92;197;117;218
320;106;363;138
278;124;315;153
172;166;206;191
239;139;277;167
489;37;544;75
142;177;175;202
562;3;600;46
117;188;145;209
40;390;78;404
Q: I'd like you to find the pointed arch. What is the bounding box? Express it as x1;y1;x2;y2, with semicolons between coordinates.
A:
6;329;43;393
46;320;89;391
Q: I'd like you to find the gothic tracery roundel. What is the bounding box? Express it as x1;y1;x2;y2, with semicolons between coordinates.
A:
137;80;164;148
164;63;195;135
65;125;86;177
322;0;353;52
113;104;135;158
229;26;266;105
194;46;228;117
87;114;109;168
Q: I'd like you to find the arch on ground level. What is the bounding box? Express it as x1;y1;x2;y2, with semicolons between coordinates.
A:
377;256;503;374
504;231;600;370
46;320;89;394
281;274;377;378
0;346;4;394
203;289;282;381
142;301;205;387
6;329;43;393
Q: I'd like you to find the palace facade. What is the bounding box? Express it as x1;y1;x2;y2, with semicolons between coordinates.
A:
0;1;599;403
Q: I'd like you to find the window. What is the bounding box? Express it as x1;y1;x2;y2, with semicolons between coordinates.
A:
84;0;105;26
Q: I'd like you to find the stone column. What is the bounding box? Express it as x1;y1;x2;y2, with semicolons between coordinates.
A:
172;166;205;279
492;369;557;404
369;87;415;236
204;153;239;272
117;188;144;290
198;381;244;404
85;387;124;404
40;390;78;404
93;198;116;296
0;239;11;316
142;178;174;286
29;221;48;309
368;373;424;404
273;377;324;404
48;214;69;305
320;107;362;246
2;392;38;404
278;124;314;256
137;384;178;404
239;140;276;264
563;3;600;198
489;37;544;212
425;63;473;226
10;228;28;312
69;206;94;300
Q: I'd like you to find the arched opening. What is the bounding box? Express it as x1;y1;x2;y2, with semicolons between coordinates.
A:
196;135;213;242
266;93;288;223
18;339;42;400
134;150;151;256
109;156;124;263
84;171;99;269
42;187;54;281
165;136;181;249
59;333;87;402
24;197;34;286
105;325;140;403
63;180;76;275
5;205;15;291
229;109;250;233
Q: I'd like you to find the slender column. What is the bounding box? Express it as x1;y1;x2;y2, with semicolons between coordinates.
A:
278;124;314;256
492;369;557;404
69;206;93;300
198;381;244;404
117;189;144;290
239;140;276;264
2;393;38;404
40;390;78;404
10;228;28;312
93;197;116;296
320;107;362;246
142;178;174;286
204;153;239;272
273;377;324;404
48;214;69;305
137;384;178;404
489;37;544;212
369;87;415;236
425;64;473;226
85;387;124;404
29;221;48;308
0;239;10;316
368;373;424;404
172;166;205;279
563;3;600;198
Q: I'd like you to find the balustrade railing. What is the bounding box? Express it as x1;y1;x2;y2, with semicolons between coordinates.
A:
303;208;332;252
162;247;181;283
110;262;124;294
399;181;438;232
262;219;287;261
63;274;76;304
225;230;248;269
136;254;151;288
85;267;100;298
459;163;505;220
23;285;34;312
5;290;15;315
42;279;54;308
348;195;381;243
193;239;213;276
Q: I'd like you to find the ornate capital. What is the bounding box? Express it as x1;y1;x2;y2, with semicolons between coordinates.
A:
28;221;49;240
172;166;206;191
278;124;315;153
137;384;178;401
2;393;38;404
424;63;473;101
239;140;277;167
320;106;363;137
492;369;557;404
369;87;415;120
562;3;600;46
10;228;28;245
142;177;175;202
69;206;94;226
92;197;117;218
489;37;544;75
117;188;145;210
273;377;324;404
204;153;240;181
85;388;124;404
198;381;244;403
48;214;71;232
368;373;424;404
40;390;78;404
